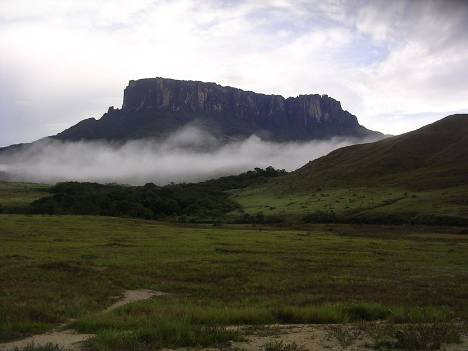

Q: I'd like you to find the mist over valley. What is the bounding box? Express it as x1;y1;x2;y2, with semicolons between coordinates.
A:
0;126;374;185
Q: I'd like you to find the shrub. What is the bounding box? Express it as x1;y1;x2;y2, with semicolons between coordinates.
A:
302;211;337;223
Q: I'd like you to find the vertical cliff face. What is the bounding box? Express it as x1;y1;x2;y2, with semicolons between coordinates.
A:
54;77;380;142
121;78;355;123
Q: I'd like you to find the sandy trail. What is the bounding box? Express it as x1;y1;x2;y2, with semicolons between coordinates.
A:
105;289;165;312
0;330;93;351
0;289;165;351
232;324;468;351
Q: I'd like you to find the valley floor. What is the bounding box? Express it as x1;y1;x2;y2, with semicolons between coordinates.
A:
1;215;467;350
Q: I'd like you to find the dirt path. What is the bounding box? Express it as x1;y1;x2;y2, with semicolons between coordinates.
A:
232;324;468;351
0;289;165;351
106;289;166;312
0;330;93;351
234;324;370;351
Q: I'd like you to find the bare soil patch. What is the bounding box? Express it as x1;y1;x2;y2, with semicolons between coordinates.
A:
106;289;166;312
0;289;165;351
231;324;468;351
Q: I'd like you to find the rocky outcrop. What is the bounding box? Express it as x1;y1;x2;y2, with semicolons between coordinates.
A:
54;77;381;142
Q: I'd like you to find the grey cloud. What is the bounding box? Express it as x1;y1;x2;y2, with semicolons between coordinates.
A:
355;0;468;51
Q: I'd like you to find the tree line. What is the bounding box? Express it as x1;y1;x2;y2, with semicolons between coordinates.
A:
29;167;287;221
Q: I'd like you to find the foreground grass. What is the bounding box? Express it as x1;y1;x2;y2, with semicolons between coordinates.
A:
84;322;242;351
72;299;455;331
362;321;465;350
325;321;465;350
8;344;65;351
1;215;467;347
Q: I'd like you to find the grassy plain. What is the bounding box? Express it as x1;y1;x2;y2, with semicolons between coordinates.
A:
231;183;468;222
0;183;49;211
1;214;467;349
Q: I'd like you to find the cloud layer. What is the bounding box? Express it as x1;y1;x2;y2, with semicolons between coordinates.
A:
0;127;373;185
1;0;468;146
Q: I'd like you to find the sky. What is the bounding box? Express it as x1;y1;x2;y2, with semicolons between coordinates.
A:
1;0;468;147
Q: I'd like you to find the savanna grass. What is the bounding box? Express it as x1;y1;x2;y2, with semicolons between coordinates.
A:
84;320;242;351
1;214;467;345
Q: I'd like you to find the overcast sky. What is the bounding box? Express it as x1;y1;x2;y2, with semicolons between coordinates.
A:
1;0;468;147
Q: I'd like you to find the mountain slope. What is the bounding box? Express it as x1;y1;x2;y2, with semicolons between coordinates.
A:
53;77;381;142
232;115;468;223
293;114;468;190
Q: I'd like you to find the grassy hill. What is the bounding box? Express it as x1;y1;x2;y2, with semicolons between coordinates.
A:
232;115;468;224
293;114;468;190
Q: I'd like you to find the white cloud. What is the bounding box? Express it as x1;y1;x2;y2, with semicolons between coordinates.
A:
0;0;467;145
0;126;373;184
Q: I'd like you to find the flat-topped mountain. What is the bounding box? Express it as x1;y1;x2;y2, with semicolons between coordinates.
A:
53;77;380;142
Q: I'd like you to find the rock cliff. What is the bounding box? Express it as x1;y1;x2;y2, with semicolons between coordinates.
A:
54;77;380;141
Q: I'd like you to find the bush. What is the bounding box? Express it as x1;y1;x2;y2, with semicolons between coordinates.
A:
303;211;337;223
302;211;468;226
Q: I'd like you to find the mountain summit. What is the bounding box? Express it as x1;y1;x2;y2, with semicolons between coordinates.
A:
54;77;380;142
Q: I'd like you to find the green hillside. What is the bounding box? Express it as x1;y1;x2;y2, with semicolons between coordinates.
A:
294;114;468;190
232;115;468;224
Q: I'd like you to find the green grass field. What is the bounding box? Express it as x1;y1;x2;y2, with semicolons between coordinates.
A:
0;182;49;211
1;214;467;349
230;183;468;222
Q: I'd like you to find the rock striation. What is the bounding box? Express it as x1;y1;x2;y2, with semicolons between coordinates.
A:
53;77;380;142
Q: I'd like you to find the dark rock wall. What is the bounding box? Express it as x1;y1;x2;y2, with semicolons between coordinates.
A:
55;77;380;142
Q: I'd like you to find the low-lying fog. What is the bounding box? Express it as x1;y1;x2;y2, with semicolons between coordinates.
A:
0;126;375;185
